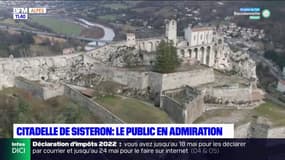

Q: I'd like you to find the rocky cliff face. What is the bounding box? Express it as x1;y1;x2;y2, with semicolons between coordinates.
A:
229;51;257;80
215;43;257;82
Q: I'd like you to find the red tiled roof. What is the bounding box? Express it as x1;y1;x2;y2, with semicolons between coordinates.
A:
80;89;95;98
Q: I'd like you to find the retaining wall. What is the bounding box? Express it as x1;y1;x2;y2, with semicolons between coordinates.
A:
64;85;124;123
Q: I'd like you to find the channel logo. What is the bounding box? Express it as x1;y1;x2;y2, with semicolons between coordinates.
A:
13;8;28;20
12;147;26;154
262;9;271;18
13;8;28;14
11;141;26;154
29;8;47;14
13;7;47;20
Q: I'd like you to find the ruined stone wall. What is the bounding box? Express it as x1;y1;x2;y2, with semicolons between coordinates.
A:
136;38;162;52
160;95;185;123
234;122;251;138
149;68;215;94
205;87;252;103
161;86;205;124
161;68;215;90
85;63;149;89
148;72;163;94
112;71;149;89
236;124;285;138
0;54;83;89
81;63;215;93
15;77;44;100
185;94;204;123
86;42;126;63
86;45;116;63
14;77;65;100
42;84;64;100
64;85;124;123
267;127;285;138
160;94;204;124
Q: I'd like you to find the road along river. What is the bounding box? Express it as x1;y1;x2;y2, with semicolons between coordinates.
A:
77;18;115;47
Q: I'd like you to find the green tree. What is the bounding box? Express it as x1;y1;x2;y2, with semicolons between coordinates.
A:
153;40;180;73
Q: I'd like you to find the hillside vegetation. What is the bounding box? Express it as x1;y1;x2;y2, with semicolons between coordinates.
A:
0;88;101;138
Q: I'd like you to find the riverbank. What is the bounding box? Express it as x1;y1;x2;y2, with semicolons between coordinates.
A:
30;15;105;39
77;18;115;42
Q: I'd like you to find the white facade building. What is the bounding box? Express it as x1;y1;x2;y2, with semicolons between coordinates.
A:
126;19;225;68
184;25;214;47
177;23;224;67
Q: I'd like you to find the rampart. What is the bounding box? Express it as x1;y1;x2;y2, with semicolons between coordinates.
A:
81;59;150;89
204;86;252;103
0;53;83;89
149;68;215;94
15;77;65;100
64;84;124;123
161;86;205;123
81;60;215;93
14;77;44;100
13;76;124;123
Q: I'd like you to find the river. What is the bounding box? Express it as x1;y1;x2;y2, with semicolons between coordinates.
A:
78;18;115;46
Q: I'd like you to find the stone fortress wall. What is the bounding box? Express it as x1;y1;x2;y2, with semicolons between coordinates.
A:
0;49;218;124
160;94;185;123
82;54;216;92
82;54;150;89
148;68;215;94
12;76;280;137
13;76;124;123
14;77;45;100
86;42;125;63
64;84;124;123
267;127;285;138
0;50;216;97
204;86;252;103
15;77;64;100
0;51;261;126
42;83;65;100
161;68;215;91
0;53;83;89
161;86;205;123
91;65;150;89
234;117;285;138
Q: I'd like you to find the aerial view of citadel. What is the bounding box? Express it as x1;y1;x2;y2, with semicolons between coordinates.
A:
0;1;284;138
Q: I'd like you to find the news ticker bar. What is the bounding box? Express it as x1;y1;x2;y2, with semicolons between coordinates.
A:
0;138;284;160
14;124;234;139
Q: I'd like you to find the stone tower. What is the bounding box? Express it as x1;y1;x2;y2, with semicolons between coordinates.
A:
126;33;136;47
165;19;177;45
